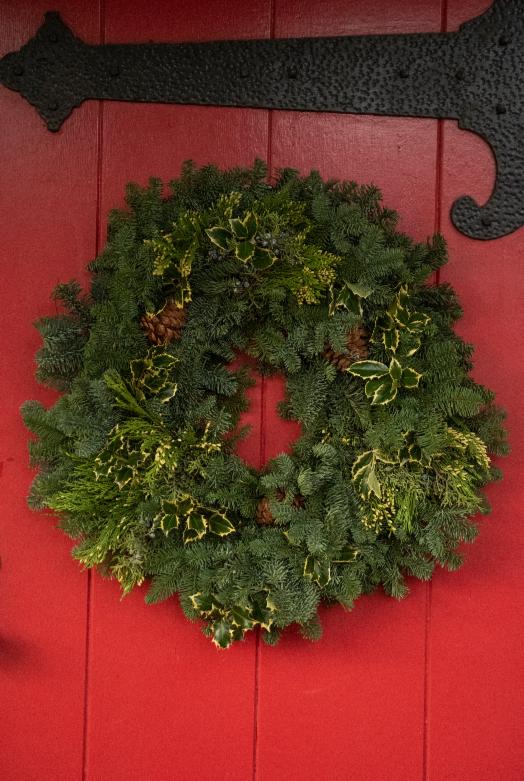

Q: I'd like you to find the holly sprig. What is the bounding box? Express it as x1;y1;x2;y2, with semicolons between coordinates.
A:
348;286;428;405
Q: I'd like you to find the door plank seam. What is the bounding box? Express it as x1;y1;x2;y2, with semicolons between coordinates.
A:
253;2;275;779
424;5;447;780
82;4;105;779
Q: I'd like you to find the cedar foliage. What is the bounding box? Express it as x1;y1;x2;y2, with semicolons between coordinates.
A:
22;161;507;648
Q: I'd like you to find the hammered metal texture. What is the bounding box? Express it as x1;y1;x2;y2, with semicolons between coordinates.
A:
0;2;522;240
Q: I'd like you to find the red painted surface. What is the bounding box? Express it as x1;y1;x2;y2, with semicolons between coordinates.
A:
429;3;524;779
0;4;100;780
1;1;523;779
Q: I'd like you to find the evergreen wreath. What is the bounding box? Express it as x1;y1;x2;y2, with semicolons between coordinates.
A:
23;161;507;648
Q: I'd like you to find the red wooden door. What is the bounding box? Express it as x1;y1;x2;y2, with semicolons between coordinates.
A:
2;1;523;779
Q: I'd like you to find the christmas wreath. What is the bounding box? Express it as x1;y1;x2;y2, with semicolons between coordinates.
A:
23;162;507;648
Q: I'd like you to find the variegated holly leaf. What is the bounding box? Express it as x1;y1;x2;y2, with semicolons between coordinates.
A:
145;211;199;283
251;246;276;270
250;599;276;632
398;440;423;465
404;336;421;357
350;352;422;404
207;511;235;537
371;315;390;342
303;555;331;587
190;591;276;648
393;301;411;327
130;351;179;404
212;619;235;649
332;545;360;563
389;357;403;382
365;375;398;405
208;212;275;271
351;450;381;499
190;592;215;614
158;511;178;535
229;212;257;240
151;352;178;372
192;595;224;623
171;278;192;309
402;367;422;388
351;448;397;498
94;423;175;490
234;239;255;262
176;496;195;516
113;464;135;489
184;511;207;543
330;280;372;316
383;328;400;352
229;217;248;240
374;286;431;360
406;311;430;332
230;605;256;630
348;360;389;379
156;499;181;534
206;226;231;250
346;281;373;299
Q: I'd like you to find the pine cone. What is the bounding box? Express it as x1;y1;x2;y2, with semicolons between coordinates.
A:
256;489;305;526
140;299;186;345
256;497;275;526
324;324;369;371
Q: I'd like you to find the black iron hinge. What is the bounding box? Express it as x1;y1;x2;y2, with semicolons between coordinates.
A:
1;1;522;240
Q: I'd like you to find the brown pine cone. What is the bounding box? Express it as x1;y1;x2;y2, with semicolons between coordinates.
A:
324;324;369;371
256;489;305;526
140;299;186;345
256;497;275;526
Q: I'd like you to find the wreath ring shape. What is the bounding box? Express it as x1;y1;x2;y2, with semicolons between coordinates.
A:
24;162;507;648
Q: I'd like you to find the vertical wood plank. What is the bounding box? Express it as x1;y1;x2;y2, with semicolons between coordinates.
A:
428;2;524;778
0;4;100;780
255;3;443;779
84;2;271;779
